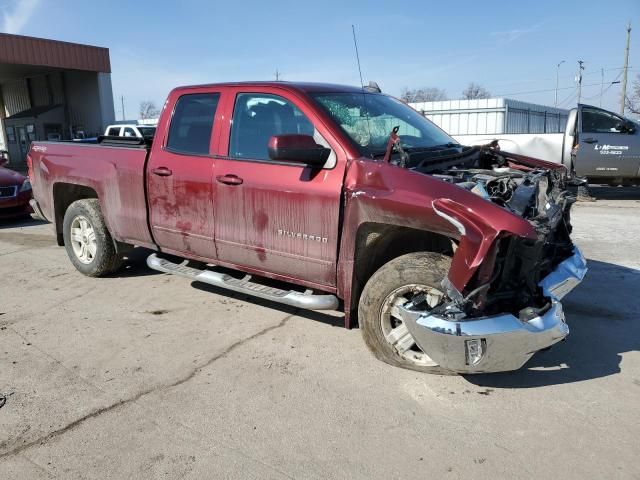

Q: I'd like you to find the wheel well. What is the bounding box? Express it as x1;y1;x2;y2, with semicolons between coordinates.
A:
350;223;455;325
53;183;98;246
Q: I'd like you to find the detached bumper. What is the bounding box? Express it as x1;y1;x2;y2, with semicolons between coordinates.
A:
398;247;588;373
29;199;47;221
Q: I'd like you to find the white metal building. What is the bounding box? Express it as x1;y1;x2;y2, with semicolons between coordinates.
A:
410;98;569;136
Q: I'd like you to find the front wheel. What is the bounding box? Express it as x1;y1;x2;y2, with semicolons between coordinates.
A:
62;199;122;277
358;252;455;374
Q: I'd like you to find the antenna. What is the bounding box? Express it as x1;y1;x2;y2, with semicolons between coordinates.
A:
351;24;365;89
351;24;372;145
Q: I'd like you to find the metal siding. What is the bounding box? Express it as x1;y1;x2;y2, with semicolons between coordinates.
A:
486;111;496;134
478;112;487;134
460;113;468;135
2;80;30;116
49;72;65;104
29;75;49;106
450;114;459;135
0;33;110;73
413;98;569;135
469;113;478;134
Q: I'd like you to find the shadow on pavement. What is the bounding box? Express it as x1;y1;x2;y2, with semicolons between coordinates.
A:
191;281;344;328
0;216;47;230
465;259;640;388
109;247;162;278
118;250;344;326
587;185;640;201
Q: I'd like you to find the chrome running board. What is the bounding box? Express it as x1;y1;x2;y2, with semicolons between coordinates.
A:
146;253;339;310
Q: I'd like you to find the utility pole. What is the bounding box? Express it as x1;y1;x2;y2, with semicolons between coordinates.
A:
620;21;631;115
121;95;126;121
600;68;604;107
576;60;585;105
274;69;281;81
554;60;565;107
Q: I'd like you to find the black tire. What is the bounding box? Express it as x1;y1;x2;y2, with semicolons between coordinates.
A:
358;252;455;375
62;199;123;277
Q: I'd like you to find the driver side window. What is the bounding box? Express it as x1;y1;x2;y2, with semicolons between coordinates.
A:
582;108;625;134
229;93;315;160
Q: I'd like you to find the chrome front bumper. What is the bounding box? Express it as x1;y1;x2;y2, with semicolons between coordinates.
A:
398;247;588;374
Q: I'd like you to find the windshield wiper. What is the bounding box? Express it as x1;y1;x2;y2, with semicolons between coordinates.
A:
370;140;462;161
369;150;388;159
405;143;461;152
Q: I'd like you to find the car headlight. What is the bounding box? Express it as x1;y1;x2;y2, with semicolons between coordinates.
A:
20;179;31;192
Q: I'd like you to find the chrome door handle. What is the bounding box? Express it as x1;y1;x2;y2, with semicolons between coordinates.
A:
152;167;173;176
216;174;243;185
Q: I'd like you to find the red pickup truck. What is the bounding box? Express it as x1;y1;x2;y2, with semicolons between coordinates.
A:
28;81;587;374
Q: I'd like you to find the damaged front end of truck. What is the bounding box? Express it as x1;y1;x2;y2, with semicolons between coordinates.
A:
394;145;588;373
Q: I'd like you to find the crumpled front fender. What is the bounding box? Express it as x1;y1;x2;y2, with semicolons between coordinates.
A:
432;197;537;293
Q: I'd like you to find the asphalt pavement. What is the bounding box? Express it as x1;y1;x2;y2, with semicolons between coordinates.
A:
1;186;639;479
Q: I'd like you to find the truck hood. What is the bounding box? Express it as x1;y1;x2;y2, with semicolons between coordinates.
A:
412;146;570;229
343;145;574;293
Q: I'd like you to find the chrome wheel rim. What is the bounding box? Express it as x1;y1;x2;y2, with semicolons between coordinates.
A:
70;215;97;264
379;284;445;367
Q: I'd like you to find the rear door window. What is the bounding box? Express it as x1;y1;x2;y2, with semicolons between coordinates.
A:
107;127;121;136
167;93;220;155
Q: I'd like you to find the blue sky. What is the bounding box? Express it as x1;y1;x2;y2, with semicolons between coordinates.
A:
1;0;638;118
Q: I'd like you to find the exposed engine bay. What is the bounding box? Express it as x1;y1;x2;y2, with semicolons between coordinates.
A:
404;145;572;225
397;145;577;319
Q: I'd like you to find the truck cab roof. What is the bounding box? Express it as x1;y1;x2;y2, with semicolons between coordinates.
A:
170;81;373;96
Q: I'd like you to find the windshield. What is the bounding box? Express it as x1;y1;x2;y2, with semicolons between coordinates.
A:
137;126;156;137
311;92;455;156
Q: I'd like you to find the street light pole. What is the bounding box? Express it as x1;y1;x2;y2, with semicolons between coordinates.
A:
620;21;631;115
554;60;565;107
600;68;604;107
576;60;585;105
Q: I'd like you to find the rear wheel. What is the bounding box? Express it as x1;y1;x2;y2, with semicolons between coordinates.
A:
62;199;122;276
358;252;455;374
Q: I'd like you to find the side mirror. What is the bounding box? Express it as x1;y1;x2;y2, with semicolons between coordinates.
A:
268;134;330;168
615;121;636;133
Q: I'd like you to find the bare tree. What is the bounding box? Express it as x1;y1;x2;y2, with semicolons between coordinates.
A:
139;101;160;119
400;87;448;103
462;82;491;100
624;74;640;116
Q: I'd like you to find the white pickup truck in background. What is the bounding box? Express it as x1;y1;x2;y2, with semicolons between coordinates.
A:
104;124;156;139
453;105;640;186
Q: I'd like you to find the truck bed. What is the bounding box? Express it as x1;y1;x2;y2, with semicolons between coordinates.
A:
453;133;565;164
29;141;155;248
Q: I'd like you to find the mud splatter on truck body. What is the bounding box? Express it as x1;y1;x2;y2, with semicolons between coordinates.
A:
27;81;586;374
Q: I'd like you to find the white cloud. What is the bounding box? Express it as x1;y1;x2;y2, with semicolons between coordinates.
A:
1;0;40;34
490;23;543;44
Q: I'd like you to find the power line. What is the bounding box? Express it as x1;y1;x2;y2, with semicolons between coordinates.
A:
493;80;619;98
477;66;635;91
557;89;578;108
581;70;624;101
455;66;636;100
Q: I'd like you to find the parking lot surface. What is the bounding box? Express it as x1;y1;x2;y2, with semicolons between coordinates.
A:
1;187;639;479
